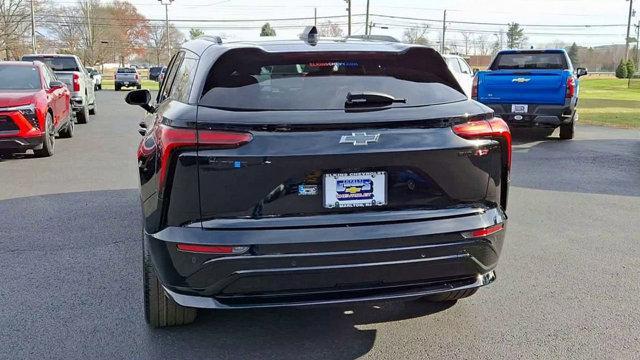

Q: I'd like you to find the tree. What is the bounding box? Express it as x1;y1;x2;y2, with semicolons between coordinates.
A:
402;25;429;45
567;42;579;67
147;23;184;65
615;60;628;79
189;28;204;40
492;30;505;54
475;34;490;56
317;20;343;37
460;31;472;55
506;23;526;49
0;0;46;59
260;22;276;37
626;59;636;78
108;1;150;66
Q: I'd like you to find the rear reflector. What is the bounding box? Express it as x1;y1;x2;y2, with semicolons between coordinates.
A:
176;244;249;254
462;224;504;238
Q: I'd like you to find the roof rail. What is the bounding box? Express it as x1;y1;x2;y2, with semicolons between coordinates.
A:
199;35;223;45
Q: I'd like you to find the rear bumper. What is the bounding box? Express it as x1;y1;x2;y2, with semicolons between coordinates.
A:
485;100;575;128
146;206;507;309
71;96;85;111
115;81;141;86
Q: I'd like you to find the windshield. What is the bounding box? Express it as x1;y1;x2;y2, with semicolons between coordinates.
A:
22;56;79;72
491;52;567;70
200;49;465;111
0;65;41;90
117;68;136;73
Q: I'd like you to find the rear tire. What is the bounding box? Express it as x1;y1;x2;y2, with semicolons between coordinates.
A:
34;113;55;157
58;117;74;138
89;102;97;115
76;106;88;124
421;288;478;302
115;85;121;91
143;245;197;328
559;114;576;140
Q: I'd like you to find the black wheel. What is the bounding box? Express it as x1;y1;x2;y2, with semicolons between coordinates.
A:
94;84;99;91
58;117;74;138
98;83;102;90
89;102;97;115
76;106;89;124
34;113;55;157
115;85;121;91
420;288;478;302
143;244;197;328
559;113;576;140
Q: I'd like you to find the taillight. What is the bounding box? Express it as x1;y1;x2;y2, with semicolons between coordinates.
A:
471;76;478;99
177;244;249;254
135;74;139;80
155;125;252;195
114;74;117;80
566;77;575;98
72;73;80;92
452;117;512;170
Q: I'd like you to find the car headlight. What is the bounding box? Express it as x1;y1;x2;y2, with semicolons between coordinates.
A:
4;104;39;129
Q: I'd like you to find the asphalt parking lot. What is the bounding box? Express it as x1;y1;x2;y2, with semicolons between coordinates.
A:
1;91;639;359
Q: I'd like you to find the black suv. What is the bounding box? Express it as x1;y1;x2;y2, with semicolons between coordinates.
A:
126;32;511;327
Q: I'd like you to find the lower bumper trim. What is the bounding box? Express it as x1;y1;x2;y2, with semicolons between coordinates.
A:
163;271;496;309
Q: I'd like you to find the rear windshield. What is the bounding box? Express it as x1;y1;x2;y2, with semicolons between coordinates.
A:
200;49;466;111
491;52;567;70
117;68;136;73
0;65;41;90
22;56;79;72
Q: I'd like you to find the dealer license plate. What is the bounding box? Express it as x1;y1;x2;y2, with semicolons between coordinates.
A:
324;172;387;208
511;104;528;113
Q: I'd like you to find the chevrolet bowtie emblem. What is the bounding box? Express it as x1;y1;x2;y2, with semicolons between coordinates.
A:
339;132;380;146
512;77;531;83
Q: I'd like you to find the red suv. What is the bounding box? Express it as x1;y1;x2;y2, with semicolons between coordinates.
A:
0;61;72;157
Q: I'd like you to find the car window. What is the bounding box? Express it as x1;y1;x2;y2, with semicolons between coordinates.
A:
491;52;568;70
200;49;466;111
169;56;198;103
445;57;462;73
22;56;80;72
457;58;472;74
158;52;184;103
41;66;53;87
0;65;42;90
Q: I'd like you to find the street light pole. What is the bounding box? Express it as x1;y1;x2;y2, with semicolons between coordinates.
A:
159;0;173;62
30;0;36;53
365;0;370;36
345;0;351;36
626;0;634;60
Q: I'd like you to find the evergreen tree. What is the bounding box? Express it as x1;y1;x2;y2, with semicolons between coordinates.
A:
615;60;628;79
625;59;636;78
567;42;579;67
189;28;205;40
506;23;526;48
260;23;276;37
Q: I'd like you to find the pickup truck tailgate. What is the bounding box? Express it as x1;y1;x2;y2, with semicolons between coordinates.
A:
478;70;566;105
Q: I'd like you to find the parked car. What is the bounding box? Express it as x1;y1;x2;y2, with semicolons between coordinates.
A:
473;49;587;139
87;67;102;91
0;61;73;157
21;54;96;124
157;67;166;85
149;66;164;81
443;54;474;97
114;67;141;91
126;34;512;327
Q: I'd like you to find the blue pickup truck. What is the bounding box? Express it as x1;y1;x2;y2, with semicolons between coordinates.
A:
473;49;587;139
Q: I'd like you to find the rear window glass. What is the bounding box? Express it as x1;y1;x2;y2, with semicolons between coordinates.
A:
200;49;466;111
117;68;136;73
491;52;567;70
22;56;79;71
0;65;41;90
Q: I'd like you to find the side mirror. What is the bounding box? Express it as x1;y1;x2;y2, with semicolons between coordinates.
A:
125;89;155;113
576;67;588;78
49;81;65;89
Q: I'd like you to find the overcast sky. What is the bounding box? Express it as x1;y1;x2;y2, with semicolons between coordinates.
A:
102;0;635;48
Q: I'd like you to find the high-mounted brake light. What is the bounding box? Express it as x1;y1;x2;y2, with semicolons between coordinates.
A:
72;73;80;92
452;117;512;170
566;77;575;98
155;125;252;195
462;224;504;238
471;76;478;99
177;243;249;254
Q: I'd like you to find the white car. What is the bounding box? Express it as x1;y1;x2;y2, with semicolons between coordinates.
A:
442;55;474;98
87;67;102;91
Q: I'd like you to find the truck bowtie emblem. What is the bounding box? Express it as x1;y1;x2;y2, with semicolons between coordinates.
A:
512;77;531;83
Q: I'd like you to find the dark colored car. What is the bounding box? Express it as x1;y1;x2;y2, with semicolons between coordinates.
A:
126;35;512;327
0;61;73;157
473;49;587;139
149;66;164;81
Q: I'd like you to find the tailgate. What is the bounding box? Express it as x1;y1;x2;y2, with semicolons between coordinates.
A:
116;73;137;82
478;70;566;105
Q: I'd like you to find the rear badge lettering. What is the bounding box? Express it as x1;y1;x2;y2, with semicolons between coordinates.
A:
298;185;318;196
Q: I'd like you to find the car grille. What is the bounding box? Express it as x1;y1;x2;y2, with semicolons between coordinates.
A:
0;116;18;132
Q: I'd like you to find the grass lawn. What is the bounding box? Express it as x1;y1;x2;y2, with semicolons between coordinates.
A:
579;77;640;128
100;79;159;91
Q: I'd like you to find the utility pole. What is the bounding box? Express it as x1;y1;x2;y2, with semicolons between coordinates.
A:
314;7;317;27
365;0;370;35
30;0;36;53
626;0;634;60
636;20;640;71
159;0;173;62
345;0;351;36
86;1;92;63
441;10;447;53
